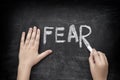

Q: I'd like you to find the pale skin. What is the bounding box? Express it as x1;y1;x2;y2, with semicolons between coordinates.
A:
17;26;52;80
17;26;108;80
89;49;108;80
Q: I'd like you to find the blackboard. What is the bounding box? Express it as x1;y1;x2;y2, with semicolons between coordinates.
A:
1;0;120;80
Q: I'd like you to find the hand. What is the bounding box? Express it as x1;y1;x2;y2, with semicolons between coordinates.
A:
17;26;52;80
19;26;52;68
89;49;108;80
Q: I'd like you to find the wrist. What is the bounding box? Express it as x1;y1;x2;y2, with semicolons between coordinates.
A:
93;78;107;80
18;63;32;71
17;63;32;80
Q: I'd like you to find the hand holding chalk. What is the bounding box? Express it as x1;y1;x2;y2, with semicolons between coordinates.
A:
89;49;108;80
83;37;108;80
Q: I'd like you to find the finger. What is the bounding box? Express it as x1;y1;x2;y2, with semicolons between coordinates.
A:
37;50;52;61
90;49;96;63
98;51;105;63
92;49;100;64
20;32;25;46
91;49;93;53
25;28;32;45
89;52;95;67
34;29;40;50
103;53;108;66
29;26;37;45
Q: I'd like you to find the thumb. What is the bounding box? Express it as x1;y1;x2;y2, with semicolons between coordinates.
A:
37;49;53;61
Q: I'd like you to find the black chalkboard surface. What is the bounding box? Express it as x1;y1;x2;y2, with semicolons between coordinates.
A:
1;0;120;80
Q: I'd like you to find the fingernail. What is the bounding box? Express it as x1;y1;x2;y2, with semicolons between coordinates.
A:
92;48;95;53
34;26;36;29
29;27;32;30
22;32;25;34
38;29;40;31
48;50;53;53
93;49;96;54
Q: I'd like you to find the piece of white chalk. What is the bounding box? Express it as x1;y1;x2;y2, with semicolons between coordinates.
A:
87;45;92;52
83;38;92;52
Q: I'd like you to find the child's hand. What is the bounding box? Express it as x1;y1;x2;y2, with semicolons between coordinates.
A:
89;49;108;80
19;26;52;68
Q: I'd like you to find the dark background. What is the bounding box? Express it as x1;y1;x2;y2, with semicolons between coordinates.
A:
1;0;120;80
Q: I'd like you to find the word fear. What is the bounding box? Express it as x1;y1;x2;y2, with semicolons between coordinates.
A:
43;24;92;48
